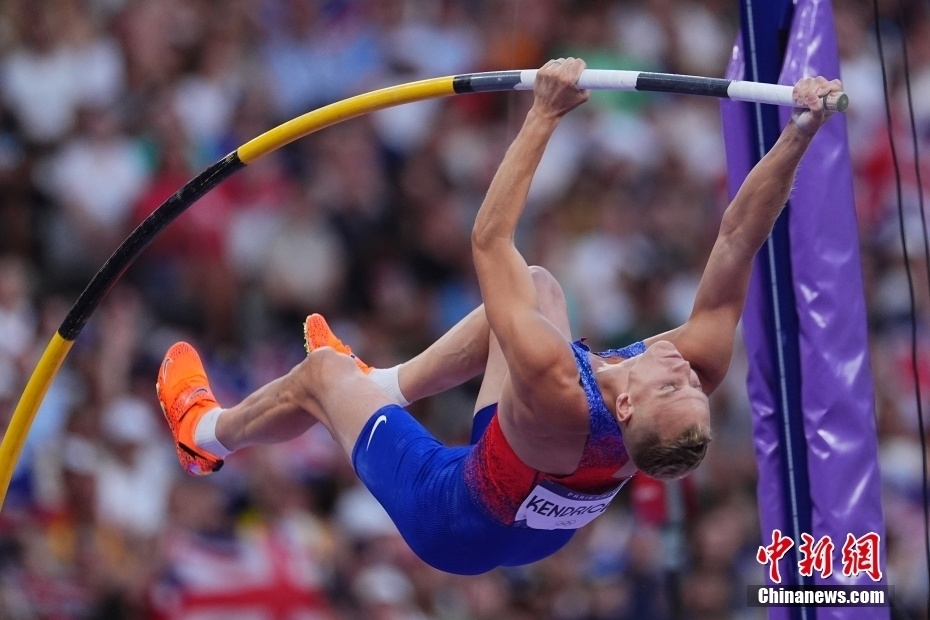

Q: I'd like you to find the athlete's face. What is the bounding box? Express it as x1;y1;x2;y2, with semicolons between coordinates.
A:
617;340;711;440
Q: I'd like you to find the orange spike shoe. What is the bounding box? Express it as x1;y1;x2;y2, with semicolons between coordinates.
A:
156;342;224;476
304;313;372;374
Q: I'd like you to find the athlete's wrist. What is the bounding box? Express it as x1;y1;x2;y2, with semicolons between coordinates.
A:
525;106;563;131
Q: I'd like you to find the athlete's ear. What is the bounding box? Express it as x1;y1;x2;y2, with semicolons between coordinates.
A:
615;393;632;425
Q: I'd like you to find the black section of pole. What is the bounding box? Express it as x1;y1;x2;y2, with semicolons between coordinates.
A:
59;152;245;340
636;73;732;98
452;71;523;94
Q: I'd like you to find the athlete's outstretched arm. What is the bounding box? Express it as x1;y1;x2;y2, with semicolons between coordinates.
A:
660;76;843;393
470;59;589;406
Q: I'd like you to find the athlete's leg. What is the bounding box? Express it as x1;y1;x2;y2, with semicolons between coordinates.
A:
396;305;490;403
300;267;570;413
473;266;572;412
306;309;490;405
218;347;395;457
158;340;395;474
398;267;571;410
208;267;572;460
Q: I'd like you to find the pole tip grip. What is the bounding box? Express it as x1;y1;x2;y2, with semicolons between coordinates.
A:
824;92;849;113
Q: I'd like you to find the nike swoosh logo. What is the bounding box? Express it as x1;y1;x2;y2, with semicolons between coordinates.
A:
179;387;210;412
366;414;388;450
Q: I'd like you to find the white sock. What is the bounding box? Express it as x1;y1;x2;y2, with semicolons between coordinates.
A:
369;365;410;407
194;408;233;457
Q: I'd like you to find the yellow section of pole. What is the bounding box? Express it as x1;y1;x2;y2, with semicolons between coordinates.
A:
0;334;74;507
237;76;456;163
0;76;461;511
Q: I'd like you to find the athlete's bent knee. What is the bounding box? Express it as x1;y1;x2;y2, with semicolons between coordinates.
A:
298;347;361;393
311;346;360;375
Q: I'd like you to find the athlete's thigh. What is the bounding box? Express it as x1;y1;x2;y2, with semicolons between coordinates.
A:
474;329;508;413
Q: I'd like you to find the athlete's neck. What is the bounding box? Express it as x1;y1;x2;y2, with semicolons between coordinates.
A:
591;353;632;423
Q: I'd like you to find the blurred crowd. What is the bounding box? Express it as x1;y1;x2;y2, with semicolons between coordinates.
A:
0;0;926;618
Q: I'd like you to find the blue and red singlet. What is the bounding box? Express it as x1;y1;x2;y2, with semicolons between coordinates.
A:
351;340;643;575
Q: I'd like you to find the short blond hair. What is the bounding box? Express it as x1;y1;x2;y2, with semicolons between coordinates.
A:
626;423;713;480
